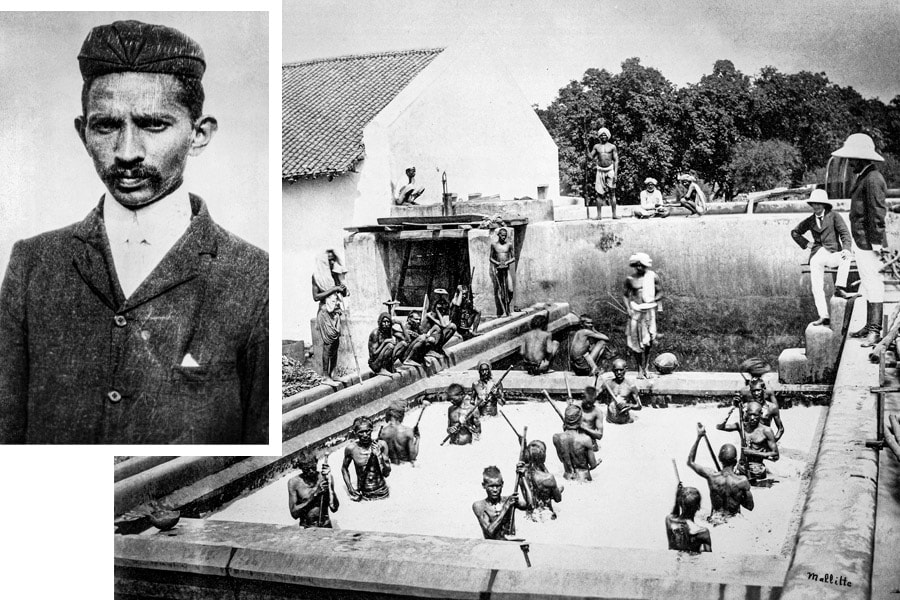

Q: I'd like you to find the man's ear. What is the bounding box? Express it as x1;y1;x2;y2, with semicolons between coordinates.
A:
74;116;88;148
189;115;218;156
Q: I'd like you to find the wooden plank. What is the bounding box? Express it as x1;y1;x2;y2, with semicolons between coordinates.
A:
377;214;487;226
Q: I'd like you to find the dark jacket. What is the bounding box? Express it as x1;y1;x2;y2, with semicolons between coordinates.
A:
791;209;852;259
849;165;887;250
0;195;268;444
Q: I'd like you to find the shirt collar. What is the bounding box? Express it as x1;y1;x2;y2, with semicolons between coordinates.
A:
103;187;192;245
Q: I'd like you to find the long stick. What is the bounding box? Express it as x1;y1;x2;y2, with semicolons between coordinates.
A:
672;458;681;484
563;369;573;402
497;406;521;439
509;426;528;535
317;451;333;527
414;401;430;429
701;429;721;471
541;389;566;423
339;304;364;386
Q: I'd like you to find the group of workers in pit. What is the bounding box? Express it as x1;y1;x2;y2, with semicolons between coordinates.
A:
288;350;786;555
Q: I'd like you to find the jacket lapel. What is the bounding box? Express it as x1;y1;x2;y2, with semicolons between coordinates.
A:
122;195;219;311
71;200;125;311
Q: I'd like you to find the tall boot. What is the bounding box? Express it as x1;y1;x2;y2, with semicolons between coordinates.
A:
850;302;872;338
862;302;884;348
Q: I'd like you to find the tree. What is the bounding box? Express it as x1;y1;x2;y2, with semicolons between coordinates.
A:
728;140;802;193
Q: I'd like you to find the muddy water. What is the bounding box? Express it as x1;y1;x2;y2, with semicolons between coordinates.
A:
211;401;824;555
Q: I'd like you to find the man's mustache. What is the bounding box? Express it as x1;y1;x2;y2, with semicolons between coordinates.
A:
102;165;159;180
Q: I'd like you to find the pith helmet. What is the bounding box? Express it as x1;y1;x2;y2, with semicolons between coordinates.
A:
831;133;883;162
807;188;837;208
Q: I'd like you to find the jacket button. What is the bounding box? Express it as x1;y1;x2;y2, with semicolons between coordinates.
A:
107;390;122;403
114;315;127;327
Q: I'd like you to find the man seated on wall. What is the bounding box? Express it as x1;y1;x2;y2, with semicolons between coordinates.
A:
568;315;609;376
424;288;458;357
368;312;402;376
520;314;559;375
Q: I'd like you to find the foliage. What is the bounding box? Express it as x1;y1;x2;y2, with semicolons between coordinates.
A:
728;140;802;193
540;59;900;200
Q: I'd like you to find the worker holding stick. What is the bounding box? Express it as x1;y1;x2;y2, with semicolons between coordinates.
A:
472;431;531;540
665;461;711;553
687;423;754;522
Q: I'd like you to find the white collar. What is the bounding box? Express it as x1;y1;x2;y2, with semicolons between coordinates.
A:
103;188;193;244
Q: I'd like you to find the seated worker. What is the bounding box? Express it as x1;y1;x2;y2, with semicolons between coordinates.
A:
395;166;425;205
424;288;458;357
520;314;559;375
553;404;600;481
368;312;400;375
395;311;432;366
523;440;563;521
791;188;856;327
288;454;339;528
673;174;705;217
686;424;753;521
568;315;610;376
665;483;712;553
600;359;643;424
341;416;391;501
472;464;531;540
472;361;505;417
716;401;779;485
378;399;420;465
447;383;481;445
633;177;670;218
577;386;604;450
739;380;784;442
449;284;481;340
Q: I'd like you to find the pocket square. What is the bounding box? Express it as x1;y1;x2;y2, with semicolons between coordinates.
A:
180;353;200;367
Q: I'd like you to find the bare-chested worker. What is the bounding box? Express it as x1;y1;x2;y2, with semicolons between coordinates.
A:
665;483;712;553
523;440;563;521
716;401;779;485
450;284;481;340
553;404;600;481
288;454;339;528
472;362;505;417
341;416;391;501
490;227;516;317
740;380;784;442
588;127;619;219
686;424;753;521
368;312;400;375
378;399;420;465
472;464;530;540
601;358;643;424
569;315;610;376
424;288;458;357
624;252;662;379
447;383;481;445
520;314;560;375
577;386;604;450
395;310;430;366
395;166;425;205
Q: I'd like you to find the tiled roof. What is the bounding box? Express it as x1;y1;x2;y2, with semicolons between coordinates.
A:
282;48;444;180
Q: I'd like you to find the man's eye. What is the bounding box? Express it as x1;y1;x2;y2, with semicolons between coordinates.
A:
143;121;170;132
91;121;119;134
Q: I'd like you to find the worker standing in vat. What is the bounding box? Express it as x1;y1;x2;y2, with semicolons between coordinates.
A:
523;440;563;521
717;401;778;485
472;464;530;540
740;380;784;442
568;315;610;376
520;314;560;375
831;133;888;347
342;416;391;500
490;227;516;317
553;404;600;481
686;424;754;522
577;386;604;450
288;454;339;528
601;359;643;424
624;253;662;379
472;362;505;417
588;127;619;219
665;484;712;553
378;399;420;465
447;383;481;445
312;250;348;383
790;188;856;328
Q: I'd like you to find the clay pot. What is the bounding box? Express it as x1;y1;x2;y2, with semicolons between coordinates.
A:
149;510;181;531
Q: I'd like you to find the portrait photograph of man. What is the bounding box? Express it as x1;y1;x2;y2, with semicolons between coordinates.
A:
0;12;270;445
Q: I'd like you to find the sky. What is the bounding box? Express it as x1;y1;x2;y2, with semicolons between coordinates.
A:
285;0;900;108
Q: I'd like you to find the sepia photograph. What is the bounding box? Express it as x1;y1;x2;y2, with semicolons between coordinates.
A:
0;11;270;445
113;1;900;599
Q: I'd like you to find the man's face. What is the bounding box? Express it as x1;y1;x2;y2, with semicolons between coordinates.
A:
498;229;507;242
449;389;464;406
380;316;392;333
751;387;764;402
483;476;503;501
582;392;596;409
598;133;609;143
582;319;594;331
479;364;491;382
355;424;373;445
849;158;867;174
811;203;826;216
76;72;206;208
646;183;655;191
746;404;762;428
408;312;420;331
613;365;626;382
327;250;337;266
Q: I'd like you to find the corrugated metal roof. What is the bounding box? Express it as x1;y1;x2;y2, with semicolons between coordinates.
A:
282;48;444;180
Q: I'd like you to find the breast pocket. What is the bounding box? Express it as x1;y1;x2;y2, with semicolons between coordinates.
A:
171;362;242;443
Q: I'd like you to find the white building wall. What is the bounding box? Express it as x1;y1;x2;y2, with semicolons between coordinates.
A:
282;172;360;341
